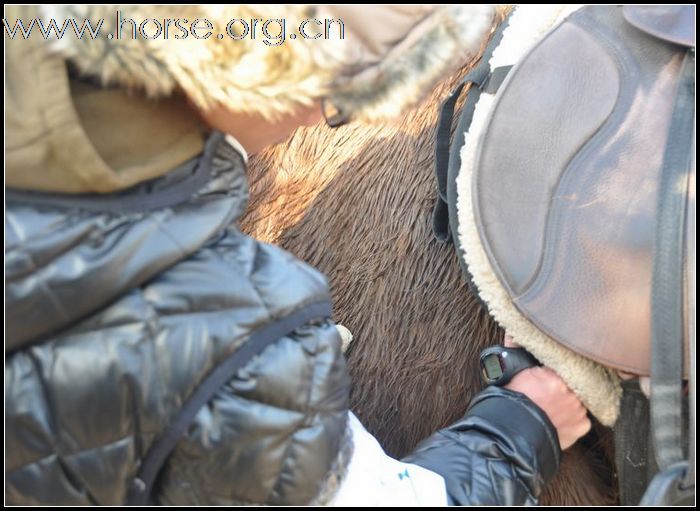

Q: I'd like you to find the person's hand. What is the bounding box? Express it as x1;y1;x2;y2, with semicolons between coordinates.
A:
503;335;591;450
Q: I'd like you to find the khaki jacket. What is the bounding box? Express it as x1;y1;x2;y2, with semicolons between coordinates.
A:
5;5;206;193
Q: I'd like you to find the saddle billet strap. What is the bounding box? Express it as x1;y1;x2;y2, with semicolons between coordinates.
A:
431;11;514;243
124;301;333;506
686;138;696;490
614;380;654;505
641;49;695;505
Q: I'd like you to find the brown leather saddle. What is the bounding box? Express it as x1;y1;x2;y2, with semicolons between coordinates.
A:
473;5;694;378
436;5;695;376
432;5;695;505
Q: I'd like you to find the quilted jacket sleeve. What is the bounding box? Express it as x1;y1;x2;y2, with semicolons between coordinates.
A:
402;386;561;505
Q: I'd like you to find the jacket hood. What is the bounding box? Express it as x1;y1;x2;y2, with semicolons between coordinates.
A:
5;7;208;194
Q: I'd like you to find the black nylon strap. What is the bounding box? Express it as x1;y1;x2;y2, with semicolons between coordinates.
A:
435;80;471;205
432;65;512;242
432;12;514;243
641;49;694;505
125;301;333;506
432;79;469;242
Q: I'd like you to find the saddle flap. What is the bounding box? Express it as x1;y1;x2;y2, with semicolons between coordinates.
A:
471;6;692;376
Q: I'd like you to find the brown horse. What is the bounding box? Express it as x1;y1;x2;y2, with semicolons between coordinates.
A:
240;16;617;506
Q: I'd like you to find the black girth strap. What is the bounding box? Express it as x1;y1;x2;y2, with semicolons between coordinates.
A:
125;301;333;506
432;13;513;243
639;49;695;506
614;379;655;505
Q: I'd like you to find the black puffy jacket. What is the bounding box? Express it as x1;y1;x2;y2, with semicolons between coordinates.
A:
5;134;352;505
404;385;561;505
6;132;560;507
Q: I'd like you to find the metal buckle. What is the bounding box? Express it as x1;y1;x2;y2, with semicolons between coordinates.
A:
640;462;695;505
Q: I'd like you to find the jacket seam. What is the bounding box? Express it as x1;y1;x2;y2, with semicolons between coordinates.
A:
485;458;534;505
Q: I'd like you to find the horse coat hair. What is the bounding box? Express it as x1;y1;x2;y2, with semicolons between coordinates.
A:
242;9;617;505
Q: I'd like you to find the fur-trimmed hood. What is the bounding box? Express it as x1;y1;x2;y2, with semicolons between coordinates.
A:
38;4;496;121
5;4;495;193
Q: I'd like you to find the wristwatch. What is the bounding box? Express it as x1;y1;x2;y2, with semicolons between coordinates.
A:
479;346;541;386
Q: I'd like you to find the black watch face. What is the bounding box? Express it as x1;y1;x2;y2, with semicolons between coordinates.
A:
481;353;504;382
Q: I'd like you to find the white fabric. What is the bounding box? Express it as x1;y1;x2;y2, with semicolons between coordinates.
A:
329;412;448;507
